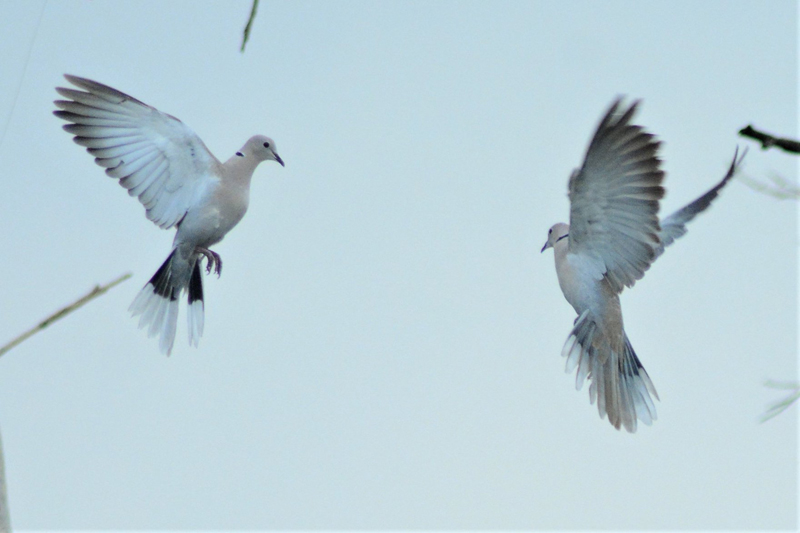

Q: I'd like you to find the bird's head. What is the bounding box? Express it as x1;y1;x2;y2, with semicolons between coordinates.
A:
541;223;569;253
242;135;285;167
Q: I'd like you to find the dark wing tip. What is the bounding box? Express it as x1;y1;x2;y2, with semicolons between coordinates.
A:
63;74;102;90
616;98;640;127
60;74;148;107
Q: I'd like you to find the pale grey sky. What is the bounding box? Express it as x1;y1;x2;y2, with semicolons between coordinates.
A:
0;0;797;530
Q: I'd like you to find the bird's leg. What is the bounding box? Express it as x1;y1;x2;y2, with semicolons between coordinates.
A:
196;247;222;277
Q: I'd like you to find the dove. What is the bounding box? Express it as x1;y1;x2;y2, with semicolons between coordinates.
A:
54;75;284;355
541;98;743;432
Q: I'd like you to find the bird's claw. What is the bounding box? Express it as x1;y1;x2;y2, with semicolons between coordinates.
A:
197;247;222;277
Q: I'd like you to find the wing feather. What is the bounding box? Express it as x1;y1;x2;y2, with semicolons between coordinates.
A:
54;74;221;229
653;147;744;259
123;158;168;196
568;99;666;293
55;111;130;128
86;139;153;159
55;87;142;116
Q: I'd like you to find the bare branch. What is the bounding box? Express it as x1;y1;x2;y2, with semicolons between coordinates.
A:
241;0;260;53
0;272;132;358
739;125;800;154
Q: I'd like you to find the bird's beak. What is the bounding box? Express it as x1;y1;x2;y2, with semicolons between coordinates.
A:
274;153;285;167
541;241;550;253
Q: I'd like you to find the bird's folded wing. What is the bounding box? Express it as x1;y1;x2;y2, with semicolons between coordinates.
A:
54;75;220;229
567;99;666;293
654;147;744;259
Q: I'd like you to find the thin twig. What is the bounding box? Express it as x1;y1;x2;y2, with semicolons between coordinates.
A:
0;429;8;533
0;272;132;358
737;172;799;200
760;380;800;422
240;0;260;53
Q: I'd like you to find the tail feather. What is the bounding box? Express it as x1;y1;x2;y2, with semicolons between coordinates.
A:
161;300;179;354
187;261;204;347
147;300;168;338
129;248;204;355
562;312;659;432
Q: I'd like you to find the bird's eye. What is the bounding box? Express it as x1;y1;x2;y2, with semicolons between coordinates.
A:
548;228;552;234
263;142;270;148
236;151;244;157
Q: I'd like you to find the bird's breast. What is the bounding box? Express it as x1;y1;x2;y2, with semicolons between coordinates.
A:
555;250;605;314
176;183;250;248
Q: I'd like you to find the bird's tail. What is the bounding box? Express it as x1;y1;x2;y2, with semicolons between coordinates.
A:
129;248;205;355
562;310;659;432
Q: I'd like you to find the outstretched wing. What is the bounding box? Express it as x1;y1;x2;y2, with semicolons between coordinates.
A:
54;75;220;229
567;98;666;293
654;147;745;259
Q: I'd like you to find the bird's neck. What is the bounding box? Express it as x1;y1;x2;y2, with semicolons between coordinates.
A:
224;154;261;187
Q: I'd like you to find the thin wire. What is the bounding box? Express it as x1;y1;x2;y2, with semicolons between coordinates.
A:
0;0;47;154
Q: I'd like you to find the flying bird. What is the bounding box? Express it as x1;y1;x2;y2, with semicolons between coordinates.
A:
541;99;743;432
54;75;285;355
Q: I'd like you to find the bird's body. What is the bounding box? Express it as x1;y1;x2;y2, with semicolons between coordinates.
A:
545;220;657;432
173;140;265;250
55;75;284;354
542;99;743;432
550;227;617;320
